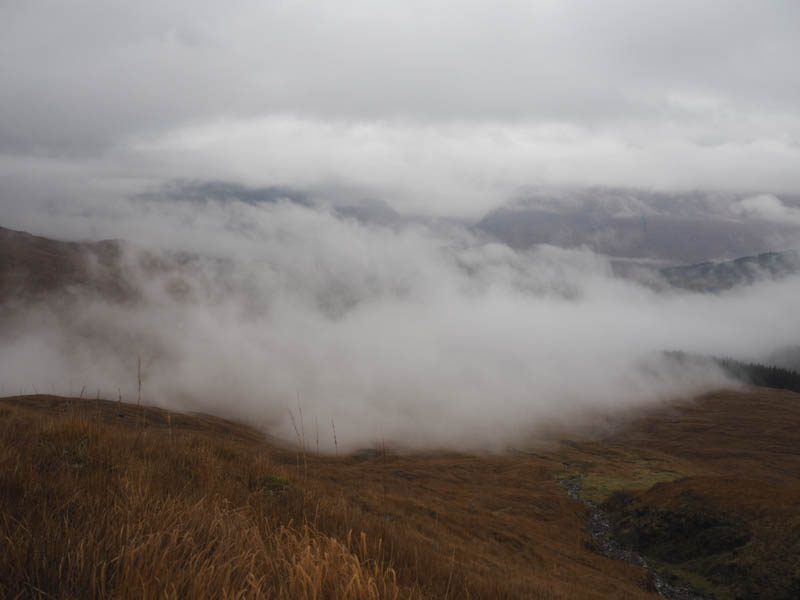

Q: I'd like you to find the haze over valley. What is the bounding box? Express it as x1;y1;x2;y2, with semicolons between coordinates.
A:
2;187;800;449
2;2;800;598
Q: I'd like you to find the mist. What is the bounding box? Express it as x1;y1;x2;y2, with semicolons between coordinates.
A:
4;195;800;450
3;1;800;449
3;1;800;220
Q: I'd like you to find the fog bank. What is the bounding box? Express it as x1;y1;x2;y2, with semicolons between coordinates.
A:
3;197;799;449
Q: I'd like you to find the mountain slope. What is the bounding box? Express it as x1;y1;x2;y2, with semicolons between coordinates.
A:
0;225;128;301
476;190;800;263
658;250;800;292
3;388;800;599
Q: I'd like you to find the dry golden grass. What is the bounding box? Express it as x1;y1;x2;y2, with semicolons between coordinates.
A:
0;399;402;600
547;388;800;599
0;395;655;600
9;389;798;598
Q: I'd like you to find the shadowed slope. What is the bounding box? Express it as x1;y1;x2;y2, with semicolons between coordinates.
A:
0;226;129;302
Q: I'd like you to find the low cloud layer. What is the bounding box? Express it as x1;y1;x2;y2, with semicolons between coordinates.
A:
3;198;800;449
2;1;800;217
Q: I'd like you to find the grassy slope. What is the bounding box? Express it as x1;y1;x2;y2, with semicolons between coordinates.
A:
0;395;652;600
551;388;800;599
2;389;799;598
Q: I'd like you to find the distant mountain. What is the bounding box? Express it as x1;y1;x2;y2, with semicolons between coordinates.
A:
136;180;427;229
659;250;800;292
134;180;312;207
332;199;404;226
476;189;800;264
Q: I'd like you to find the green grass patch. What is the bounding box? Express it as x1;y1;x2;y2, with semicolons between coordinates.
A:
554;470;579;481
556;452;685;504
251;474;290;494
580;469;681;504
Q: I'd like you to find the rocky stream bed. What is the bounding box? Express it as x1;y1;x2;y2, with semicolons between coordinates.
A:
562;474;708;600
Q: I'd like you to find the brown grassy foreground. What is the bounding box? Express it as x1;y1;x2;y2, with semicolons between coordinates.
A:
0;395;654;599
551;388;800;599
2;389;800;598
0;397;401;599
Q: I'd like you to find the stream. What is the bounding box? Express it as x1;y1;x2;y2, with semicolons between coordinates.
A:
561;474;708;600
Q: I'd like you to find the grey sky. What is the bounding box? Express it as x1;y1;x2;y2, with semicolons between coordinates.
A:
4;1;800;446
2;0;800;217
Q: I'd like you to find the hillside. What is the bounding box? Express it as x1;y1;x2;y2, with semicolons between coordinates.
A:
2;225;800;598
475;190;800;264
2;389;800;599
552;388;800;599
0;226;128;302
659;250;800;293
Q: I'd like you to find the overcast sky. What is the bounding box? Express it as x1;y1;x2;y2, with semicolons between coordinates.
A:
4;1;800;447
2;0;800;218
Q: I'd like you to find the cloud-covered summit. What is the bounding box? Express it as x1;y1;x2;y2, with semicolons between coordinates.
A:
2;1;800;219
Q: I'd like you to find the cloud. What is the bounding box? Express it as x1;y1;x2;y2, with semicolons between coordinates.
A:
1;1;800;217
4;197;800;450
732;194;800;225
4;114;800;221
2;2;800;449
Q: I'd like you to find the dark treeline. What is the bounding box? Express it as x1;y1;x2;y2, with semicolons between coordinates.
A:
716;358;800;394
665;351;800;394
